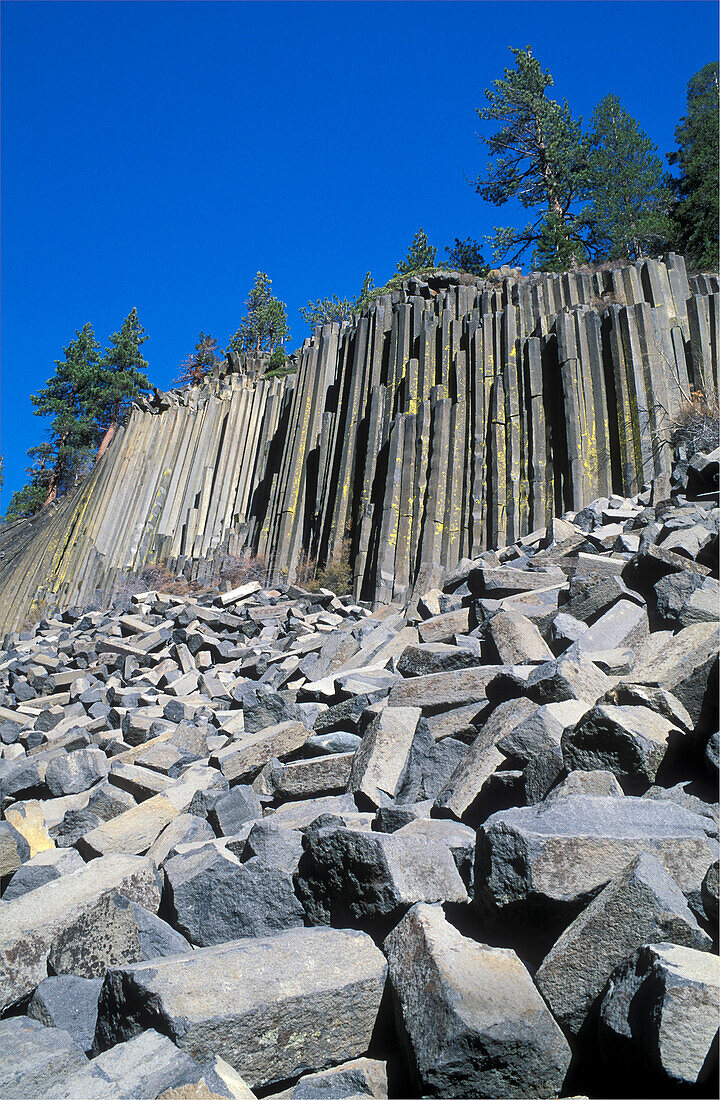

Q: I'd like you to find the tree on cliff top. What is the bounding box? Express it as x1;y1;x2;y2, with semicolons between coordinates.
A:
29;322;105;505
176;332;222;386
444;237;488;276
228;272;290;357
396;229;437;274
668;61;719;271
475;46;589;270
581;94;671;262
95;308;150;461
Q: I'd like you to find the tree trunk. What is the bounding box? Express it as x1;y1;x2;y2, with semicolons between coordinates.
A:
43;434;68;506
95;421;119;463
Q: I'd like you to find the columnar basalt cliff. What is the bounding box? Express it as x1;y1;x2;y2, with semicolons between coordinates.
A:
1;255;717;631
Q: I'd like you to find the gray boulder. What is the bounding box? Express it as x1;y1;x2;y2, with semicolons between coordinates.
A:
347;706;421;806
535;852;711;1034
208;784;263;835
61;1028;209;1099
28;975;103;1053
94;928;387;1091
0;820;31;883
165;845;305;945
290;1058;387;1099
0;853;162;1011
47;892;191;978
295;825;467;928
2;847;85;901
475;795;718;937
44;746;109;797
561;704;685;790
0;1016;88;1099
384;903;571;1098
599;942;720;1091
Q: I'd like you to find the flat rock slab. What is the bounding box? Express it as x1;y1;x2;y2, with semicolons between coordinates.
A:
534;852;711;1034
76;768;225;858
600;942;720;1091
387;667;507;713
62;1027;207;1100
211;721;312;782
475;795;718;930
94;928;388;1091
384;903;571;1098
0;853;161;1011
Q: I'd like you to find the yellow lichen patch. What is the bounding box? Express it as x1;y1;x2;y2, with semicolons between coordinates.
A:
5;800;55;857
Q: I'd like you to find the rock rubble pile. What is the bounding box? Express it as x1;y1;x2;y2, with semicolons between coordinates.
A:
0;448;718;1099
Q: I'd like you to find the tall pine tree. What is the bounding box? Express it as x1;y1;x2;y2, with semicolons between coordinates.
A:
475;46;589;270
396;229;437;274
228;273;289;356
95;308;150;459
582;94;671;262
668;62;719;271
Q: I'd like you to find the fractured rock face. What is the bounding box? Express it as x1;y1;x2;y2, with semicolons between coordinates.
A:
384;903;572;1098
534;852;711;1034
599;942;720;1091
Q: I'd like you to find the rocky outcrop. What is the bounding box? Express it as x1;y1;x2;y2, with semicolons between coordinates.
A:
0;440;717;1098
1;256;717;632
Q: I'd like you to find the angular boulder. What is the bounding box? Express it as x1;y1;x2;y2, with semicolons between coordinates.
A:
534;852;712;1034
94;928;388;1091
384;903;571;1098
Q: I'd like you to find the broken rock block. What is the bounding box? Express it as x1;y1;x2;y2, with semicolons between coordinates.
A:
94;927;387;1092
599;942;720;1092
44;745;109;797
384;903;571;1098
62;1027;210;1100
47;891;191;978
289;1057;387;1100
347;706;420;806
2;846;85;901
27;974;103;1054
295;825;468;929
475;795;718;938
0;818;31;882
627;621;718;731
211;721;312;782
0;853;161;1011
164;845;305;946
561;704;686;790
484;609;554;665
534;852;711;1035
0;1016;88;1100
434;698;537;821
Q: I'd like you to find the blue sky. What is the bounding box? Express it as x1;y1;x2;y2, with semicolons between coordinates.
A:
1;0;717;507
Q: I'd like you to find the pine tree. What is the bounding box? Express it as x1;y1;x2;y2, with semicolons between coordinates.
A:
581;95;671;262
299;296;356;328
396;229;437;275
475;46;589;269
176;332;222;386
445;237;488;275
30;323;104;505
668;62;719;271
95;308;150;460
228;273;290;356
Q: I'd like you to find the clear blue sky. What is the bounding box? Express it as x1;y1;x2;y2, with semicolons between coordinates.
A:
1;0;717;508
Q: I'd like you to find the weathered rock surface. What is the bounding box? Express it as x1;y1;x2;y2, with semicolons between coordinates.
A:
384;903;571;1098
94;929;387;1090
0;428;717;1097
599;942;720;1091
